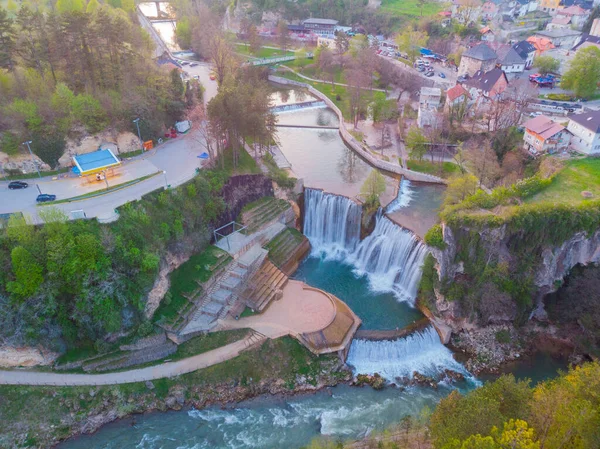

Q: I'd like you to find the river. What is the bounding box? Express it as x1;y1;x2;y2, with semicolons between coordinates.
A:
58;95;567;449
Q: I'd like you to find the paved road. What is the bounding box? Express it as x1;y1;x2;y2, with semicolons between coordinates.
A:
0;65;219;223
0;336;258;386
378;52;456;89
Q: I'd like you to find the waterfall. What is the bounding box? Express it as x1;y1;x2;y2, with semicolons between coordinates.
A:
347;327;470;382
272;101;326;113
349;215;427;304
386;178;414;213
303;189;362;254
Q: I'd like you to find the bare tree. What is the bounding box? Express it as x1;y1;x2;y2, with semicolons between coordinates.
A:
464;136;501;188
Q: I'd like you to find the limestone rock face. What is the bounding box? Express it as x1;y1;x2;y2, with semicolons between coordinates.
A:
431;223;600;329
0;346;59;368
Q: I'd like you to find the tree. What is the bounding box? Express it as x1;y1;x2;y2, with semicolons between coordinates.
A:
370;92;396;148
442;173;479;207
360;169;386;206
317;46;334;85
562;46;600;98
417;0;431;16
248;24;260;55
0;8;15;71
55;0;85;13
209;35;237;86
406;126;428;161
335;31;349;55
277;20;289;54
396;29;429;62
86;0;100;13
533;55;560;75
6;246;44;300
464;137;501;187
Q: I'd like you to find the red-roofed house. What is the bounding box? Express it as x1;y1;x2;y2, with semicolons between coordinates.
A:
547;15;572;30
526;36;556;55
523;115;571;154
446;84;472;119
480;27;495;42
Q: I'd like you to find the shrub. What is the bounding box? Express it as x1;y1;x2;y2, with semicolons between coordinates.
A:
495;329;511;344
424;224;446;249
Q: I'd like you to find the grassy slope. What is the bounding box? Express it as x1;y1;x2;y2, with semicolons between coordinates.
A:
526;158;600;205
153;246;230;323
235;43;294;59
381;0;447;17
406;159;460;179
223;146;262;175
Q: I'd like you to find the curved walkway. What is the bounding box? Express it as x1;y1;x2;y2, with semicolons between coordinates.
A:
280;66;388;93
0;335;259;386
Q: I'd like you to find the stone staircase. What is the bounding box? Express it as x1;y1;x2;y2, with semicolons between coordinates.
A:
179;245;269;336
244;330;268;349
242;259;289;312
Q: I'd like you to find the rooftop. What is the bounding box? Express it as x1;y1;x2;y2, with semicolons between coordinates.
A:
513;40;536;58
72;149;120;175
303;18;339;25
536;29;582;38
524;115;565;140
569;110;600;133
463;43;497;61
573;33;600;50
551;15;572;25
560;5;588;14
496;46;526;65
446;84;470;101
465;68;507;93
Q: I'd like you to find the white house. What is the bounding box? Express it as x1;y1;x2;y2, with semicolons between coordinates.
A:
496;45;527;73
567;111;600;155
512;40;536;68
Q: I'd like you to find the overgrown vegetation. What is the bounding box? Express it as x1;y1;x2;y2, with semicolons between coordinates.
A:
0;169;228;352
0;5;200;167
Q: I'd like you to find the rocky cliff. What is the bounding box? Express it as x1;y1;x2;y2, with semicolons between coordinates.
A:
429;223;600;331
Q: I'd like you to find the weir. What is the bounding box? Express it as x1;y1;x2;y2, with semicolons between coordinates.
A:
347;327;469;381
271;100;326;113
385;178;414;213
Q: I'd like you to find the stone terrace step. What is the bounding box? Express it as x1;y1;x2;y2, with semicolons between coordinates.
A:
230;266;248;279
221;276;242;291
211;288;233;304
238;245;268;269
203;301;224;316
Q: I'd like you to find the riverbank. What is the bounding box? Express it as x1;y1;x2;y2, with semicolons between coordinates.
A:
1;337;350;448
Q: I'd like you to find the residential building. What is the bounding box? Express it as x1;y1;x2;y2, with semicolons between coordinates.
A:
446;84;472;107
482;1;499;19
527;35;556;55
523;115;571;154
451;0;483;24
515;0;539;16
496;46;527;72
464;68;509;101
573;33;600;51
458;43;498;77
567;110;600;154
513;40;536;68
547;15;573;30
534;29;582;48
480;27;496;41
419;87;442;109
590;17;600;36
302;18;339;36
556;5;590;28
539;0;561;14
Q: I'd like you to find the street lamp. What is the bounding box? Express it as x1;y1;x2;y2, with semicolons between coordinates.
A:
133;118;142;150
162;170;168;189
22;140;41;178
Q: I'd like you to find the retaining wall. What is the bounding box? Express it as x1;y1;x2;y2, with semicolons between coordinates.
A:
269;75;446;185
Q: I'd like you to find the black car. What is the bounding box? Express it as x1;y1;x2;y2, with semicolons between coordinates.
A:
8;181;28;190
36;194;56;203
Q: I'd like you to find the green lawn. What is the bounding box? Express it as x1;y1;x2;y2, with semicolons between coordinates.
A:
223;146;262;175
277;71;357;120
526;158;600;205
380;0;447;17
299;65;345;84
406;159;461;179
235;43;294;59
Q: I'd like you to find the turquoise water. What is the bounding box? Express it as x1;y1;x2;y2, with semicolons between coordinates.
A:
292;255;423;330
58;384;461;449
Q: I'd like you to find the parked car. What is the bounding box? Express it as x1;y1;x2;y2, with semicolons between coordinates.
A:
209;73;216;81
180;61;189;66
438;72;446;78
417;67;425;72
424;71;434;77
8;181;28;190
189;62;198;67
529;111;542;117
36;194;56;203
